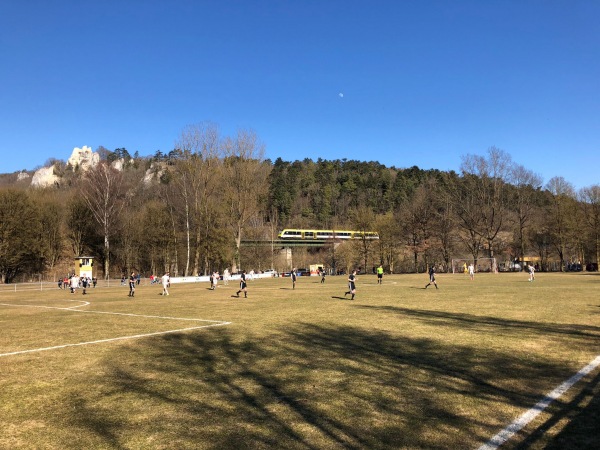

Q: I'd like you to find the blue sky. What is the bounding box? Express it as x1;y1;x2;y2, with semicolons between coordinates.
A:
1;0;598;189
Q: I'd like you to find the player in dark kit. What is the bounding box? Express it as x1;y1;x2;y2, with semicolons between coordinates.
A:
291;268;297;289
128;272;136;297
236;270;248;298
425;266;438;289
344;270;357;300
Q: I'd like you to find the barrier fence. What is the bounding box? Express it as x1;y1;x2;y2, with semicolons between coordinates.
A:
0;273;277;293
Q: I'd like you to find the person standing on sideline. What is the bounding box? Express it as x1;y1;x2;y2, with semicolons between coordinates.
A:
162;271;170;296
128;272;136;297
528;264;535;282
377;264;384;284
291;268;297;290
236;270;248;298
425;265;438;289
344;270;357;300
468;263;475;281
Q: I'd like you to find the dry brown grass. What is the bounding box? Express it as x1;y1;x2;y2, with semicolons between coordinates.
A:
1;272;599;449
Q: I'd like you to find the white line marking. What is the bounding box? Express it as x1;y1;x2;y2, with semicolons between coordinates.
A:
0;303;224;323
478;355;600;450
65;300;90;309
0;322;230;357
0;302;231;357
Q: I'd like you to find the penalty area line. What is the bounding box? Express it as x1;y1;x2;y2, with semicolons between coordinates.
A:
478;354;600;450
0;321;231;358
0;302;225;323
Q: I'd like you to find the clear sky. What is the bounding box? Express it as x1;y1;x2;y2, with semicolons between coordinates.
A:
1;0;598;189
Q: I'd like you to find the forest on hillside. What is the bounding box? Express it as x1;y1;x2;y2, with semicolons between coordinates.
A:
1;126;599;283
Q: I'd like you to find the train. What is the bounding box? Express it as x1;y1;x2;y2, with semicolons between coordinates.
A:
277;229;379;240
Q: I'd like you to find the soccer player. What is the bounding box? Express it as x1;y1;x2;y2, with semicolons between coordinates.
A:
345;270;357;300
291;268;297;289
468;263;475;281
161;271;170;296
377;264;384;284
128;272;136;297
70;273;79;294
528;264;535;282
425;266;438;289
236;270;248;298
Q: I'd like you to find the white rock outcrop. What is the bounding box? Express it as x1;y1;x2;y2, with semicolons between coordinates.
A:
17;171;30;181
111;158;125;171
31;166;60;188
67;146;99;170
143;162;165;185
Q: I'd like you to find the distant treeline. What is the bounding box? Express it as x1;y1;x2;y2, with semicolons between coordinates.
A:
1;132;598;283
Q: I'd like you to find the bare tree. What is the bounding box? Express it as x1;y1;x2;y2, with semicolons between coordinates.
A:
39;200;64;273
337;241;360;274
79;162;126;279
139;200;172;277
579;184;600;270
351;205;377;272
222;129;270;271
66;197;96;257
545;176;576;271
509;164;543;268
374;212;402;273
158;179;182;275
459;146;512;259
267;207;280;270
116;207;142;276
170;154;194;276
175;123;225;276
399;183;435;272
430;176;457;272
450;173;485;265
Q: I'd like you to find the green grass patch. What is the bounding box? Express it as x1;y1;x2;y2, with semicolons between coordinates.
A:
1;272;599;449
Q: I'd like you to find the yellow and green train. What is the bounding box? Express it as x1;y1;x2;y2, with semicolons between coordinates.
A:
278;229;379;240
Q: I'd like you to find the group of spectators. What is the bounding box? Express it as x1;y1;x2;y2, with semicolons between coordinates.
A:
58;274;97;294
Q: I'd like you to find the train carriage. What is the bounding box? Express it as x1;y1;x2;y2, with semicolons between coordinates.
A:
278;229;379;240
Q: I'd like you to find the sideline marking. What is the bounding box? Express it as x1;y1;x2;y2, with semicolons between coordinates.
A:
0;302;231;358
479;355;600;450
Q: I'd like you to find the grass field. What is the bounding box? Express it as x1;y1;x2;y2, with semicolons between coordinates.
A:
1;272;599;449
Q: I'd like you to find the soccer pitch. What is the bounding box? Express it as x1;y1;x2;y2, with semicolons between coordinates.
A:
1;272;599;449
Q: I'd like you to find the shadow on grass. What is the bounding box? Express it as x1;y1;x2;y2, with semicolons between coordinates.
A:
354;305;600;341
514;370;600;450
62;312;600;449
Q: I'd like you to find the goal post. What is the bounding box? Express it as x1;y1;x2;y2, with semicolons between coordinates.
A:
451;258;498;274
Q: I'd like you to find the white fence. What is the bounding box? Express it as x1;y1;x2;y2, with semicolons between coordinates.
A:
0;273;276;293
